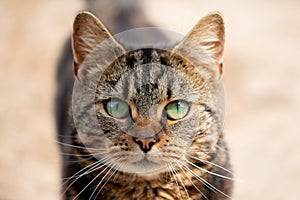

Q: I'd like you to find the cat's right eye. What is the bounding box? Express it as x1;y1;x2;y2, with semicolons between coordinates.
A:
165;100;190;120
103;99;130;119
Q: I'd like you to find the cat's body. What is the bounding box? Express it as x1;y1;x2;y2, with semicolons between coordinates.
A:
56;1;233;199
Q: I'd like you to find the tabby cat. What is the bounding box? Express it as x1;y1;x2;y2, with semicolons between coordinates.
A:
56;4;233;200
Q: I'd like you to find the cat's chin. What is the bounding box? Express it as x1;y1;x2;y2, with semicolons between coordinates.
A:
114;157;169;179
135;171;164;180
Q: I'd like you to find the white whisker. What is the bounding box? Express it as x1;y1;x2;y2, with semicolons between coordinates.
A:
62;159;105;198
215;144;228;153
169;162;190;200
62;153;121;199
62;156;110;183
176;160;217;193
60;151;108;157
174;160;208;200
72;161;115;200
167;163;182;200
62;156;94;165
91;162;121;200
177;160;232;199
57;141;107;151
112;160;127;182
187;154;233;174
184;158;236;181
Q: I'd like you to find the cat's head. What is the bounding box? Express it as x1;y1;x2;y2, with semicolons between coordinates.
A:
71;11;225;177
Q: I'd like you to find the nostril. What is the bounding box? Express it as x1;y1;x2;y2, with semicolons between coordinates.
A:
148;141;155;149
136;140;144;148
132;136;139;143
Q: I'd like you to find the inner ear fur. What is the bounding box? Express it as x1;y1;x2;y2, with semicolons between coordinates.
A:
72;11;124;76
174;12;225;80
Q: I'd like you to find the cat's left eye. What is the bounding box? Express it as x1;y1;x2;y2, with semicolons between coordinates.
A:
104;99;130;119
165;100;190;120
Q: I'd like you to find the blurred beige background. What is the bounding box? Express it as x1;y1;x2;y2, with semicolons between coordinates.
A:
0;0;300;199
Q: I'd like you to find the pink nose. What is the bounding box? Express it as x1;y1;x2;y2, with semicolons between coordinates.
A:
132;135;160;153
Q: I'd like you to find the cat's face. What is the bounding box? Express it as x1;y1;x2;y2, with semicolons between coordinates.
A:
71;12;225;177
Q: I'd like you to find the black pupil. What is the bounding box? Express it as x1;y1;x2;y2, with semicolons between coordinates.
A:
176;102;180;111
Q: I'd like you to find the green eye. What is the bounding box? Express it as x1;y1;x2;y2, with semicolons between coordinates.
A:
165;100;190;120
104;99;130;119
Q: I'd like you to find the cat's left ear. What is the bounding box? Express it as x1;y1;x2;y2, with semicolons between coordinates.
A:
174;12;225;80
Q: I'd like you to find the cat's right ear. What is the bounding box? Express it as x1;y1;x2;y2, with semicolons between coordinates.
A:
174;12;225;81
72;11;124;76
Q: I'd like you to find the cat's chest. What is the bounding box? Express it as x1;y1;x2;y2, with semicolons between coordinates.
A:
96;173;203;200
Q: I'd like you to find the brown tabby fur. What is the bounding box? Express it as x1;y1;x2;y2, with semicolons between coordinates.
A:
56;2;233;199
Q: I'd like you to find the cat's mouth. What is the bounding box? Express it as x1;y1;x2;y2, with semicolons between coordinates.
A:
133;157;159;166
